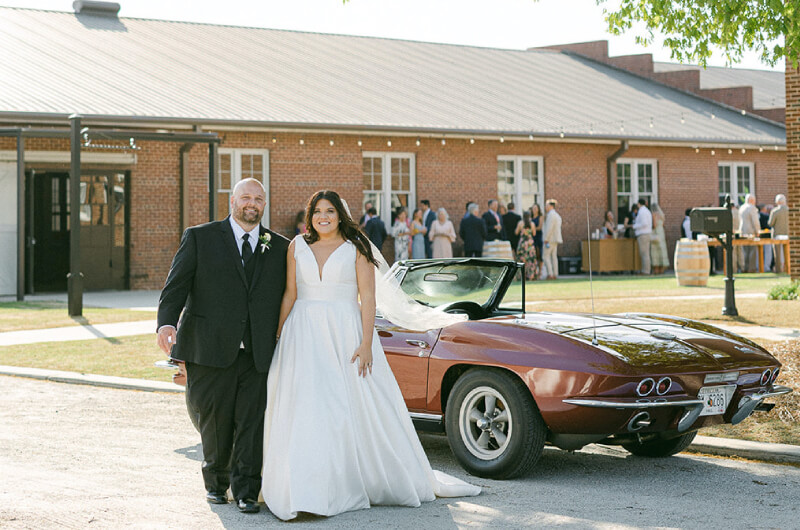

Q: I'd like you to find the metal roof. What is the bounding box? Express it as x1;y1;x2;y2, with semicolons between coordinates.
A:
653;62;785;110
0;7;785;146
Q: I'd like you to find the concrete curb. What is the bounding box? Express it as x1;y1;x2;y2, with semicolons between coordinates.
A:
3;365;798;465
0;365;184;393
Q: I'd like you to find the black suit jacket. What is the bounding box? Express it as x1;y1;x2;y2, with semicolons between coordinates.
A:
364;216;387;249
502;211;521;250
423;209;435;257
459;214;487;253
482;211;505;241
157;217;289;373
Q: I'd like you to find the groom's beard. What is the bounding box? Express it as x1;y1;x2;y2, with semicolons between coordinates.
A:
233;205;263;225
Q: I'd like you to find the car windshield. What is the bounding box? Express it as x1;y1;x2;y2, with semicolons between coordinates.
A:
398;262;508;307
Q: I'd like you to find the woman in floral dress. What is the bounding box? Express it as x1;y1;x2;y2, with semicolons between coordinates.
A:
514;210;539;281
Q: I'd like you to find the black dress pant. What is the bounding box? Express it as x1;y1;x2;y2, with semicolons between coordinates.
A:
186;350;267;501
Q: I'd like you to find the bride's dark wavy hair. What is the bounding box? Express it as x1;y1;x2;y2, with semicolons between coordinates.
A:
304;190;379;267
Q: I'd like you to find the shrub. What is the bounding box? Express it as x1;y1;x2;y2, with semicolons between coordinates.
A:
767;281;800;301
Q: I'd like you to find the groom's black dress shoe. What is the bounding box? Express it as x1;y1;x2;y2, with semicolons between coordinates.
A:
237;498;260;513
206;491;228;504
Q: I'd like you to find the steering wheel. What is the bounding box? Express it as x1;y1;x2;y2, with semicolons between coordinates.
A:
436;301;485;321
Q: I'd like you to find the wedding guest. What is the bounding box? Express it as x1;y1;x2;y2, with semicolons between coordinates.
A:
682;208;693;239
359;201;374;228
459;203;487;257
542;199;562;280
463;201;474;220
294;210;307;235
515;211;539;281
603;210;618;239
632;199;652;275
531;203;544;261
392;207;411;261
420;199;435;258
768;194;788;273
759;204;773;271
730;202;743;273
364;207;387;250
503;201;522;251
739;194;760;272
623;203;639;239
650;203;669;274
482;199;505;241
429;208;456;258
410;208;427;259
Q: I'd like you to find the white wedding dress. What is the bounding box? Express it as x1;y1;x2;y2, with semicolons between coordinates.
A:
261;236;480;520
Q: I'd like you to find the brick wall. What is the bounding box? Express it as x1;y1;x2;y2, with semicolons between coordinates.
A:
787;57;800;280
0;130;789;289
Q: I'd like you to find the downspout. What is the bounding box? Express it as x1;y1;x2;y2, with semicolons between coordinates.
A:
606;140;629;215
179;143;193;231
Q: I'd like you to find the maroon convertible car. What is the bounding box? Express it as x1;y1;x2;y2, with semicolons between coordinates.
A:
162;258;792;480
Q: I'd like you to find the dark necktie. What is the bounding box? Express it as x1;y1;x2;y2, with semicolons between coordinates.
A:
242;233;255;284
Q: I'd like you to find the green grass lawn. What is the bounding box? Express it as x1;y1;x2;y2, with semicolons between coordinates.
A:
0;301;155;333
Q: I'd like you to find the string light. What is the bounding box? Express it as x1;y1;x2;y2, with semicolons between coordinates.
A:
559;130;565;138
711;149;715;156
415;138;421;146
649;117;654;128
299;138;304;145
774;145;779;151
441;138;446;146
741;110;747;116
728;148;732;154
680;113;685;124
528;134;534;141
694;147;699;153
387;139;392;147
469;138;475;144
620;122;625;133
741;148;746;154
357;138;362;147
271;136;277;144
711;113;716;119
499;136;505;143
329;138;334;146
758;146;763;152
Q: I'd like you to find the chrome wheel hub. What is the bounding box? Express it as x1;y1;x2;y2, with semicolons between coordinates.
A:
459;386;513;460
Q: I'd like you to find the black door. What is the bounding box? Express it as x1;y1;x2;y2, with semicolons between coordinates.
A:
30;171;129;292
32;172;70;292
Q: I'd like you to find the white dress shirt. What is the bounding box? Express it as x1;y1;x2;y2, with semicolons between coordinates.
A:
633;206;653;236
230;216;260;263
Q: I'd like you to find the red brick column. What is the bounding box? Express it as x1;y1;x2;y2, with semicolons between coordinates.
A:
788;57;800;280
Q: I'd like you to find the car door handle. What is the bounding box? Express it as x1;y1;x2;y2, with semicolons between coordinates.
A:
406;339;429;349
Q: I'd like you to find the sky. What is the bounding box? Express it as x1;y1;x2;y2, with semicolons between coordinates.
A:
2;0;781;71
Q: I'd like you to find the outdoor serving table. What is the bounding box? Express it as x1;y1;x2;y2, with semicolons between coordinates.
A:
706;235;791;273
580;238;641;273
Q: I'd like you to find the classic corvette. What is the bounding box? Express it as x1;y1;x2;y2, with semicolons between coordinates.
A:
160;257;792;480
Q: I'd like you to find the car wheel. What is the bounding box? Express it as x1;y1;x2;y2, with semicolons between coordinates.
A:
184;388;200;433
621;431;697;457
445;369;546;479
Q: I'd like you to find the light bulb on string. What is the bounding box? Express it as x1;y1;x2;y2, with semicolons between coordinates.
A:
649;117;654;128
387;139;392;147
499;136;504;143
299;138;304;145
741;148;746;154
528;134;533;141
329;138;334;146
357;138;362;147
441;138;446;146
272;136;277;144
711;149;715;156
680;113;685;124
758;146;763;152
415;138;421;147
470;138;475;144
728;148;732;154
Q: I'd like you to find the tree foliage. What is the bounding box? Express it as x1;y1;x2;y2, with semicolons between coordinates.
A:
597;0;797;67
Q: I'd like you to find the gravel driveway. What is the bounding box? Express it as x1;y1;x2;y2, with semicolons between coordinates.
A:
2;375;798;529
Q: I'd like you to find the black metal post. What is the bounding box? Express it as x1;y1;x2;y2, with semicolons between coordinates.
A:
722;194;738;316
208;142;217;222
16;132;25;301
68;115;83;316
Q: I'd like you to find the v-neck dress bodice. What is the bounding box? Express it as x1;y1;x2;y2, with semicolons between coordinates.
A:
261;236;480;521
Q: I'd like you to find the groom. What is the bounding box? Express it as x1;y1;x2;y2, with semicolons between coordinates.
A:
157;178;288;513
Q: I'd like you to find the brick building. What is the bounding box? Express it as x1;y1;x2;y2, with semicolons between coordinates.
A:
0;4;788;294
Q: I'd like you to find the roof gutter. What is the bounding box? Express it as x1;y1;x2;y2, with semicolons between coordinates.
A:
0;112;785;149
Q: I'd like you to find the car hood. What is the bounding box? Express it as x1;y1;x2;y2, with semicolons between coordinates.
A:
493;311;775;371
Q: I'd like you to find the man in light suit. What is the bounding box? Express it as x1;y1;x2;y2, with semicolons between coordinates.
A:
768;194;788;273
738;193;760;272
157;178;289;513
542;199;562;280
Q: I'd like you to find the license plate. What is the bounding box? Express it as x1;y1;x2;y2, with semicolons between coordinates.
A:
697;385;736;416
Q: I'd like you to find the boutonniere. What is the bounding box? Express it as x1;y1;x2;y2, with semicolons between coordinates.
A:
259;232;271;253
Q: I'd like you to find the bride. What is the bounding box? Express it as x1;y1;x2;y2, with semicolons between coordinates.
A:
261;190;480;520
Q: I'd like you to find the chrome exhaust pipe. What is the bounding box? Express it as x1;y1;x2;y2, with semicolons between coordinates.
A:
627;411;651;432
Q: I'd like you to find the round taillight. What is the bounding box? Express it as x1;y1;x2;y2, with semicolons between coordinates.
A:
656;376;672;395
636;378;655;397
760;369;772;386
770;368;780;384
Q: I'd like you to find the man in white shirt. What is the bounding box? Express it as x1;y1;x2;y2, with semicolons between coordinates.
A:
542;199;563;280
632;198;652;275
738;194;760;272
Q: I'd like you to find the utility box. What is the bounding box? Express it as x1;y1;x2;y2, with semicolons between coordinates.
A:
690;207;732;235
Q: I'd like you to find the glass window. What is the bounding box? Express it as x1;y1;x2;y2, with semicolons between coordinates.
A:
362;153;415;221
718;162;754;206
616;159;657;222
217;150;270;224
497;156;544;213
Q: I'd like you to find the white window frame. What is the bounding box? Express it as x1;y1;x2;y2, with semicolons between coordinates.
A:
362;151;416;220
218;148;270;227
717;162;755;206
496;155;545;213
616;158;658;211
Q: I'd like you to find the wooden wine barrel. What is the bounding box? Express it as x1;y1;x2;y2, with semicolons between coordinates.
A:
482;240;514;260
674;239;710;286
